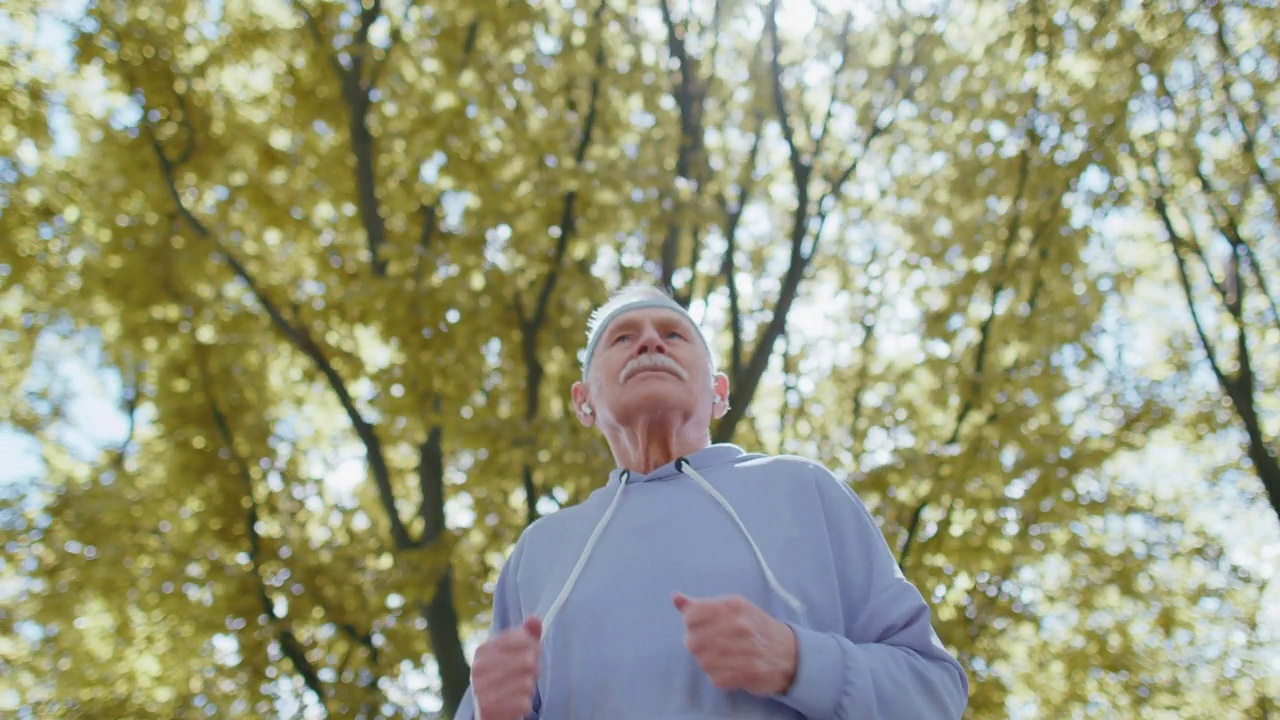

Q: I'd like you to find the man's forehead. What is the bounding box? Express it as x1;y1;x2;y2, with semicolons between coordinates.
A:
604;306;695;332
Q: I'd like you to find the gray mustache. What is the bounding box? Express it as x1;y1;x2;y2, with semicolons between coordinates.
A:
619;354;689;383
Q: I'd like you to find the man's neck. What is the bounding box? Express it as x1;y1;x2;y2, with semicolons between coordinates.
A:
606;422;711;474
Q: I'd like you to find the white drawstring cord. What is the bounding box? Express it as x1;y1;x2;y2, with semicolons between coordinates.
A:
482;472;629;719
542;469;630;631
478;459;801;718
676;458;804;614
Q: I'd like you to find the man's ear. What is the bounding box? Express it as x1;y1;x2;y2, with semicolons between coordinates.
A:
711;373;731;419
571;380;595;427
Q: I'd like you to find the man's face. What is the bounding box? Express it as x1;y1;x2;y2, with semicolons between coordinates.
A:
573;306;722;428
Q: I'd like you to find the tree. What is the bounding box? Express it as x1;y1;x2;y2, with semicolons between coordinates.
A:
2;0;1275;717
1121;0;1280;527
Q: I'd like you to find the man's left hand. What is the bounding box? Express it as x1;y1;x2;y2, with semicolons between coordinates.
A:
672;593;798;696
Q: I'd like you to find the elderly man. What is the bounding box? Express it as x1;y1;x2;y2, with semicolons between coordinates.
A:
455;284;968;719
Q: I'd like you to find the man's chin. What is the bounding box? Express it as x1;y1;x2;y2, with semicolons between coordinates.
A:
611;391;698;419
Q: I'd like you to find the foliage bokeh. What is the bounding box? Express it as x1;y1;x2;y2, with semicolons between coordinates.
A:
2;0;1277;717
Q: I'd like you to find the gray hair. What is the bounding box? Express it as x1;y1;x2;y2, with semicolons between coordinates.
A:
582;283;716;380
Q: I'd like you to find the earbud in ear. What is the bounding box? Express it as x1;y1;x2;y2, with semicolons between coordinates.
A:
582;405;594;416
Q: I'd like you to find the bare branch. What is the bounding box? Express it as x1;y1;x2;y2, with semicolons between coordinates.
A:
521;466;540;528
366;0;423;89
818;28;928;227
898;410;994;567
354;0;384;54
462;17;480;56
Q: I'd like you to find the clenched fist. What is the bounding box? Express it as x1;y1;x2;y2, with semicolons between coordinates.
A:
471;616;542;720
673;593;798;696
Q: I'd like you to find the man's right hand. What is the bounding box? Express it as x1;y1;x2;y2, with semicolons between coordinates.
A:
471;616;543;720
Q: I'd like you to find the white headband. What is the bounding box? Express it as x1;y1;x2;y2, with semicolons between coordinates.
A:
581;297;711;379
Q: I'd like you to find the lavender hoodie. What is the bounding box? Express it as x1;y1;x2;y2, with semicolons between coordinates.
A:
455;444;968;719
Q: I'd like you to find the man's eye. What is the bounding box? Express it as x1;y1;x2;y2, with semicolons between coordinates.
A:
612;334;631;344
666;330;684;339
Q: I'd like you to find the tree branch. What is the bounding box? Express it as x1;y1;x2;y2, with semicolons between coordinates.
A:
897;494;930;569
765;0;805;182
705;0;728;85
1188;164;1240;308
292;0;390;276
197;352;331;715
515;0;609;523
942;119;1042;450
812;11;856;160
416;427;470;717
777;332;795;453
291;1;345;78
1153;166;1280;525
1210;3;1280;218
848;247;883;471
713;200;810;441
717;112;765;381
816;8;920;208
716;2;916;442
899;136;1050;566
1154;194;1230;388
366;0;423;90
1193;164;1280;336
145;119;413;552
897;410;995;567
417;427;446;539
657;0;709;294
714;10;821;441
1241;240;1280;339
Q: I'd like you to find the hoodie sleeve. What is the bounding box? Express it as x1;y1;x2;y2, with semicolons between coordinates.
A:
454;539;541;720
773;467;969;720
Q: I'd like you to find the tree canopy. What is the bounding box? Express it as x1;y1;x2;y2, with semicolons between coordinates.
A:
1;0;1277;717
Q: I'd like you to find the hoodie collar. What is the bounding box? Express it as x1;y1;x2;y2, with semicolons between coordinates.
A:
607;443;745;485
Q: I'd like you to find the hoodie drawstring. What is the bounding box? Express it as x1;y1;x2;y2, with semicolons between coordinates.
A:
542;460;803;634
542;469;630;631
675;458;804;615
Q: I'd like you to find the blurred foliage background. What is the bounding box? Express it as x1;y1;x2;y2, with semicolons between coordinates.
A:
1;0;1278;717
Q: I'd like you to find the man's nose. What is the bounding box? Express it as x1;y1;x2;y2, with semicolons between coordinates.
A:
636;327;668;354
